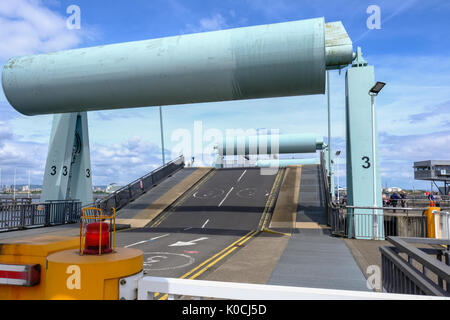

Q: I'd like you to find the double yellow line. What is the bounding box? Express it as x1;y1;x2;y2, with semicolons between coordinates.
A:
157;229;258;300
257;169;284;231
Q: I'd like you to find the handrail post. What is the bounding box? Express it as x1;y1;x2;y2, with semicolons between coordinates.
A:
19;204;25;229
44;203;51;226
30;204;35;225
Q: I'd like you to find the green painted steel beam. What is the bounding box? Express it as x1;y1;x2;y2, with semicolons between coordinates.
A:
2;18;353;116
219;133;324;156
256;158;319;167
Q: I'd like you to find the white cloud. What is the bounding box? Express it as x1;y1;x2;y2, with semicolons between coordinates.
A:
380;131;450;162
0;121;47;186
90;136;166;186
198;14;227;31
0;125;167;186
185;13;228;33
0;0;96;187
369;54;450;139
0;0;87;60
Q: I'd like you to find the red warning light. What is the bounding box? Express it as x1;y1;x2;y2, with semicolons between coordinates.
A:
83;222;113;255
80;207;116;256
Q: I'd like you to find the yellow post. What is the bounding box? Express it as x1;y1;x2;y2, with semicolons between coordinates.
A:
425;207;440;238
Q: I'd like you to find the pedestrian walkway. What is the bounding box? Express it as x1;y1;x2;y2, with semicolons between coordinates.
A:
268;165;371;291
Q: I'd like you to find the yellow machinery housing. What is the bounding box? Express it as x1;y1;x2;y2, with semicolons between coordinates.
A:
0;207;143;300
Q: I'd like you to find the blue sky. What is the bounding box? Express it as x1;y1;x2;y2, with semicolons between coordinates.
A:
0;0;450;190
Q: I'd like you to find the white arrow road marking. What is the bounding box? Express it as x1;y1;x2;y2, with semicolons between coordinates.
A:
218;187;234;207
125;234;170;248
201;219;209;229
169;237;209;247
237;170;247;183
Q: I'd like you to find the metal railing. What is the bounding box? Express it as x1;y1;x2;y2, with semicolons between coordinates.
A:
0;197;34;205
96;156;184;213
0;200;81;232
380;236;450;296
330;207;429;239
320;151;336;227
132;276;447;300
382;197;450;208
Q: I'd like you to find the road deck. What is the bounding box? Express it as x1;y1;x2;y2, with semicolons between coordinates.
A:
115;167;212;227
115;167;283;293
0;165;379;296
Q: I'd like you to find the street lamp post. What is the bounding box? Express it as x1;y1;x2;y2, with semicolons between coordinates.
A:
335;150;341;203
369;81;385;239
159;106;166;165
13;168;16;201
327;71;333;200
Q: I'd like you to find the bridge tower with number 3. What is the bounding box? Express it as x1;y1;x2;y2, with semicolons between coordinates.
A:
40;112;93;206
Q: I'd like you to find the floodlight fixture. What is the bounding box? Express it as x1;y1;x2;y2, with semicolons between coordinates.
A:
369;82;386;96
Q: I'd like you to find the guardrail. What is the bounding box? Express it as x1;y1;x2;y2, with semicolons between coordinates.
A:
380;236;450;296
0;198;34;205
132;276;448;300
320;151;335;227
330;207;429;239
383;198;450;208
0;200;81;232
96;156;184;213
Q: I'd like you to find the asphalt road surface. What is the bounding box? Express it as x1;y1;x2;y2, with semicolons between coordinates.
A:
115;167;283;295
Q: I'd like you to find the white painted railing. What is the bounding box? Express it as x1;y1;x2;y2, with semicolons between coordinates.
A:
134;276;449;300
433;211;450;239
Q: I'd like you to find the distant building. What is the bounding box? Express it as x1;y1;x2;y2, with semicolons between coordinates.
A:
383;187;403;193
414;160;450;194
105;183;122;194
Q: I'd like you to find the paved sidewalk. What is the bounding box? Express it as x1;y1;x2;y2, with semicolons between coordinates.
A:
267;165;371;291
268;228;371;291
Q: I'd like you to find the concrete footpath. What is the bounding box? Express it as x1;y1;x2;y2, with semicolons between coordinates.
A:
268;165;370;291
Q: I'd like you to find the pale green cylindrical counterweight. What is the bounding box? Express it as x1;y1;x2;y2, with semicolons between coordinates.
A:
256;158;320;167
219;133;324;155
2;18;327;116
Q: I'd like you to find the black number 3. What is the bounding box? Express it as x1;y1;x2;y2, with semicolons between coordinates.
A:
362;156;371;169
50;166;57;176
86;169;91;178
